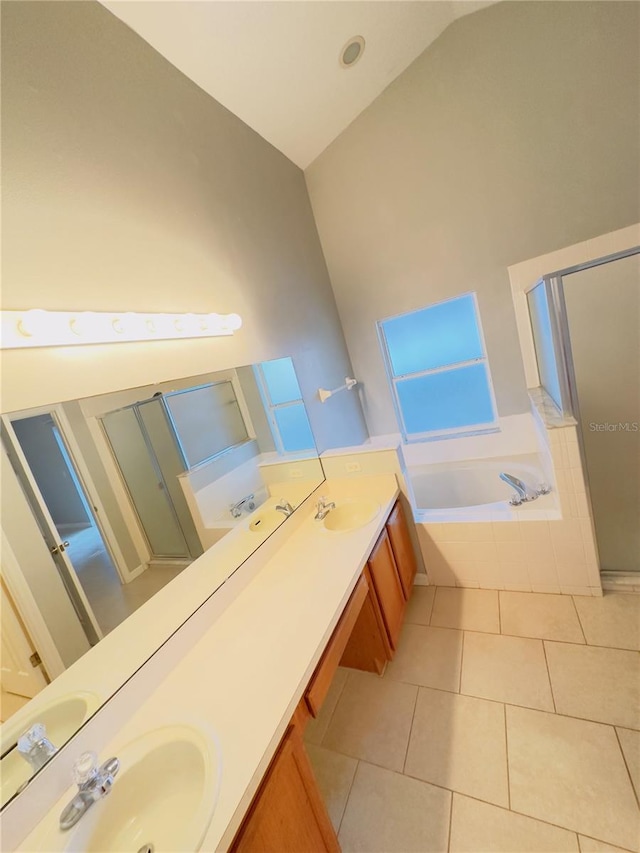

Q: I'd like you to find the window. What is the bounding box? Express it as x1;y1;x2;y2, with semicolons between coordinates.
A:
378;293;497;440
254;358;315;453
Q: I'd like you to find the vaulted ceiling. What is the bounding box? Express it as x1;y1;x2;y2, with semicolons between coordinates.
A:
102;1;496;168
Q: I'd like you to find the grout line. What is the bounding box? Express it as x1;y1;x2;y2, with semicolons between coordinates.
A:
503;703;511;809
402;686;420;775
336;758;360;836
325;748;632;848
614;726;640;810
401;617;636;651
380;676;637;732
541;640;558;713
570;595;589;645
498;590;502;634
447;789;454;853
427;586;436;625
458;631;465;694
576;833;583;852
318;669;351;748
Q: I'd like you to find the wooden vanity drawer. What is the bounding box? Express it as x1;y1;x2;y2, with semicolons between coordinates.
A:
305;573;368;717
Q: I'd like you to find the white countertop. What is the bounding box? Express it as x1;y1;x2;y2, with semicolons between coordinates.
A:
20;475;399;852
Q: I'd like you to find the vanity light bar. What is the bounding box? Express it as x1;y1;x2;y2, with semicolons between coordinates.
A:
0;310;243;349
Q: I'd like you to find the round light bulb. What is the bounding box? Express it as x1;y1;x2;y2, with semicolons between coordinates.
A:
226;313;243;331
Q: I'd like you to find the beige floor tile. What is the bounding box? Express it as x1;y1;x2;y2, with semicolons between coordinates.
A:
305;743;357;831
405;687;509;806
461;632;554;711
338;761;451;853
304;668;349;745
450;793;579;852
386;624;463;691
500;591;585;643
617;728;640;801
574;594;640;651
579;836;635;853
507;706;640;851
431;587;500;633
545;642;640;729
404;586;436;625
323;671;417;772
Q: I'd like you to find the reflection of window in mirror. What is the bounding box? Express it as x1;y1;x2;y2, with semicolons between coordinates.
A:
254;359;315;454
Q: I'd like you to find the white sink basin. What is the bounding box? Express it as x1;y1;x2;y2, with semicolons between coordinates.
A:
33;725;220;852
323;500;380;532
0;691;100;807
248;508;284;535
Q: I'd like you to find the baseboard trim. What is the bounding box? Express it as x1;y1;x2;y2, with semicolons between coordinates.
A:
413;573;430;586
601;572;640;594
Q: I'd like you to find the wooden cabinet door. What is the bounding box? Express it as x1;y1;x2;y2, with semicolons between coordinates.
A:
386;501;418;599
232;726;339;853
366;529;406;651
340;581;390;674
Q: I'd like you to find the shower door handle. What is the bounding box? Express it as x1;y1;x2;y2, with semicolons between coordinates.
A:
50;541;70;555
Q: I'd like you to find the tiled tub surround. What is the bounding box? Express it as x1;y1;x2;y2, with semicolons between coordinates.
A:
409;403;601;595
321;409;602;596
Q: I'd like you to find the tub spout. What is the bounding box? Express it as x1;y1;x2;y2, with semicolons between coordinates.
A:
499;472;533;506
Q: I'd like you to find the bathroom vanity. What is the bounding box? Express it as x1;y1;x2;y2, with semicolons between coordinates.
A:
231;492;417;852
13;476;421;851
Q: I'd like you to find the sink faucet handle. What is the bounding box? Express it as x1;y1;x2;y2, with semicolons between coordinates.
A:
73;751;99;788
17;723;57;771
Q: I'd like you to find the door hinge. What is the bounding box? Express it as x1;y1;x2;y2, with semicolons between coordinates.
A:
29;651;42;668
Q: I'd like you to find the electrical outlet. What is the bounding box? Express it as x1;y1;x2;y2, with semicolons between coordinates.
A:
345;461;362;473
289;468;303;478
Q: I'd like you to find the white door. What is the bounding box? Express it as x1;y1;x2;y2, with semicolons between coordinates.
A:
0;579;48;701
1;415;103;646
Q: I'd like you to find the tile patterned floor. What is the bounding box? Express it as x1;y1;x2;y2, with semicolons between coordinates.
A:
305;587;640;853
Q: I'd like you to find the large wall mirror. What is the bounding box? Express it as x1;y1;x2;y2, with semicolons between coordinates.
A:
0;356;324;808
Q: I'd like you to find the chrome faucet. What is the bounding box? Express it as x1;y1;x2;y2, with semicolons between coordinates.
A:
230;493;256;518
314;496;336;521
59;751;120;831
17;724;57;773
499;473;550;506
275;499;294;517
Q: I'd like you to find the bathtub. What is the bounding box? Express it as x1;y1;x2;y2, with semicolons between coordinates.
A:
407;452;558;522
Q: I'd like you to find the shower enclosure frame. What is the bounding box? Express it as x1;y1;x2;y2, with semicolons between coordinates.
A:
525;245;640;585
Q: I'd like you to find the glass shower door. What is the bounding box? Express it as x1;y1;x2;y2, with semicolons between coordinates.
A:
101;407;190;559
561;253;640;574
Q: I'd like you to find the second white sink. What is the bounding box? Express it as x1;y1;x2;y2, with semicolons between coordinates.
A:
323;500;380;532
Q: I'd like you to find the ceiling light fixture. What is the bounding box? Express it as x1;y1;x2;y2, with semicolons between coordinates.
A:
0;309;242;349
340;36;365;69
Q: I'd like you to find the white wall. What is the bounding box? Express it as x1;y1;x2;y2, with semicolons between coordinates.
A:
0;0;368;455
306;1;640;437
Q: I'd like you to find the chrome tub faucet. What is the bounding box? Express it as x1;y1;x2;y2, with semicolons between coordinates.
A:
230;494;256;518
499;472;550;506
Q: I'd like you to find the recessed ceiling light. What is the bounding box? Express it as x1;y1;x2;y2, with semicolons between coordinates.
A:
340;36;365;69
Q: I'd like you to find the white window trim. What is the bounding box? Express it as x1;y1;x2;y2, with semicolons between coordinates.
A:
377;291;499;443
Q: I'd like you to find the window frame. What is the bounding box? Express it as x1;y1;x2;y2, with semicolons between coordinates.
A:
377;291;499;443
